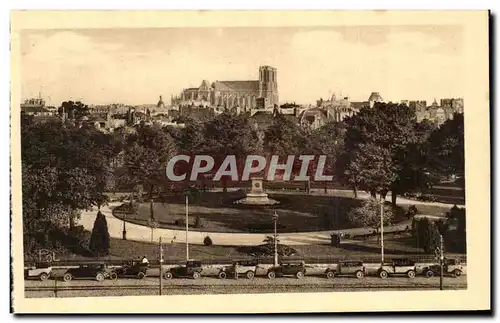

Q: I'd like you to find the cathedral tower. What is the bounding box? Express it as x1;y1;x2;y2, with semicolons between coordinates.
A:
259;66;278;107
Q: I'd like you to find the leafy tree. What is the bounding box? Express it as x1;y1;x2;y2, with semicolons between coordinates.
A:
347;198;395;243
346;143;396;198
264;113;310;156
21;121;113;228
21;117;120;255
341;103;429;204
89;211;110;257
58;100;90;119
173;119;206;155
203;112;261;191
428;113;465;190
124;124;176;219
310;121;346;192
390;119;438;204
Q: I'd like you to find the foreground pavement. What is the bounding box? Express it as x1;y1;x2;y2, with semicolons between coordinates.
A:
25;275;467;298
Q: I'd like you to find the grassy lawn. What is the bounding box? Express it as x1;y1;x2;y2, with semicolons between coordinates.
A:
25;232;465;264
113;190;450;234
105;235;464;262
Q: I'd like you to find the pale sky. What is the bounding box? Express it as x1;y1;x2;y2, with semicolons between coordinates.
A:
20;26;464;106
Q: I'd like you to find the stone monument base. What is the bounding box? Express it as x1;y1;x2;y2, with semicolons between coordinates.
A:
233;178;280;206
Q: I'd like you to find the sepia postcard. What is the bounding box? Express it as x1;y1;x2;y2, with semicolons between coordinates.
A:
10;10;490;314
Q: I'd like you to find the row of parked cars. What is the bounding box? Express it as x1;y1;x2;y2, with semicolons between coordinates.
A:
24;258;465;282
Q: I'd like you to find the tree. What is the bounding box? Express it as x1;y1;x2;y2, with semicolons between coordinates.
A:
21;121;114;229
444;205;466;253
390;119;438;204
341;103;427;204
346;143;396;198
203;112;261;191
428;113;465;190
89;211;110;257
21;117;121;257
310;121;346;192
347;198;395;243
171;119;206;155
58;100;90;120
124;124;176;220
413;217;443;254
264;113;310;156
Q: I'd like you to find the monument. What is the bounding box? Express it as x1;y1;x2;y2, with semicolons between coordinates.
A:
234;177;279;205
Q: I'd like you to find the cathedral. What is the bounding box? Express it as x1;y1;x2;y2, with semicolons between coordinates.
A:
171;66;279;112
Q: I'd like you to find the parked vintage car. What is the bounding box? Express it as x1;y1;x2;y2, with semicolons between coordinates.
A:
422;258;465;278
114;261;149;279
62;263;115;282
378;259;417;278
325;261;365;279
218;260;258;279
267;261;306;279
24;262;52;281
163;260;203;279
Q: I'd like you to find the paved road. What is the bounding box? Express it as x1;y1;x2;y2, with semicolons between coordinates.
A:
78;189;463;246
24;275;467;298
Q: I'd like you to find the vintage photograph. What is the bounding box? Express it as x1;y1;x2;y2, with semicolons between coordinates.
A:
10;11;490;313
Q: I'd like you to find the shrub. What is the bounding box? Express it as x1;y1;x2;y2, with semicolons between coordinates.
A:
203;236;213;246
413;217;443;254
406;205;419;219
194;216;205;228
347;198;395;233
89;211;110;257
174;219;186;227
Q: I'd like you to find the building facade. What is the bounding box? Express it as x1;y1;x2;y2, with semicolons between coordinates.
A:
171;66;279;112
412;98;464;124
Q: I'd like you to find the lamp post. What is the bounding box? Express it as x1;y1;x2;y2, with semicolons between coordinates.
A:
380;196;385;264
159;237;164;296
184;190;190;261
272;212;279;267
122;217;127;240
439;234;444;290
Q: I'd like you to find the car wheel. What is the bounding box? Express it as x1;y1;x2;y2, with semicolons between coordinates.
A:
246;271;255;279
96;273;105;282
356;270;364;279
326;270;335;279
39;273;49;281
218;271;227;279
192;272;201;280
452;269;462;278
379;270;388;279
137;272;146;279
109;272;118;281
407;270;416;278
267;271;276;279
63;273;72;282
425;270;434;278
296;271;304;279
163;271;173;280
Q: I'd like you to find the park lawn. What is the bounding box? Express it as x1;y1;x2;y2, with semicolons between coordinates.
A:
113;191;449;234
25;233;464;264
106;233;433;262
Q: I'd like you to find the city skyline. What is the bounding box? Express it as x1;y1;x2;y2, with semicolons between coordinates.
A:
21;26;464;106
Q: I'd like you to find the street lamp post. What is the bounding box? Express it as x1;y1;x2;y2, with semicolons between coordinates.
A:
122;218;127;240
380;196;385;264
185;191;190;261
159;237;163;296
272;212;279;267
439;234;444;290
